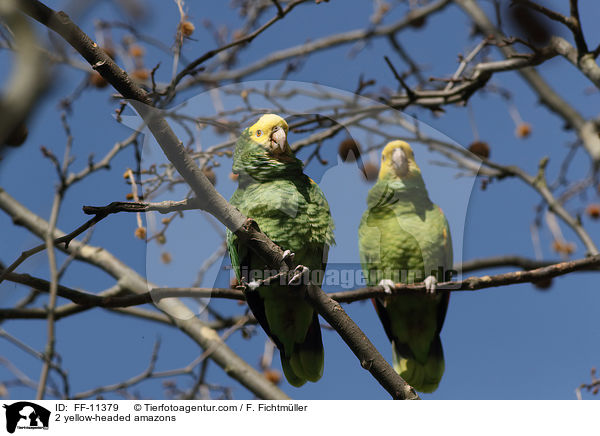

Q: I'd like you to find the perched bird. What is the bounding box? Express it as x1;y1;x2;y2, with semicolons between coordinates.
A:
226;114;335;387
358;140;453;393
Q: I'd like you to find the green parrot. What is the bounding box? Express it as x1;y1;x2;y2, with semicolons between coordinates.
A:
226;114;335;387
358;140;453;393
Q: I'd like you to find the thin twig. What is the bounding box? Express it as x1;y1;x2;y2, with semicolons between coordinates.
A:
163;0;308;101
36;189;64;399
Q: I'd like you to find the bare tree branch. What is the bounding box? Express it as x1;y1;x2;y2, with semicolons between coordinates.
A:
36;189;62;399
164;0;309;100
0;328;69;398
455;0;600;165
178;0;452;88
0;187;288;400
5;255;598;309
512;0;588;54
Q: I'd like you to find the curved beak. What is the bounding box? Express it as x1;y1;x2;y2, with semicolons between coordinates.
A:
270;126;287;153
392;147;409;177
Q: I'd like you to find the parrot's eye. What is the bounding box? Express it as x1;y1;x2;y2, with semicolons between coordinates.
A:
256;130;263;137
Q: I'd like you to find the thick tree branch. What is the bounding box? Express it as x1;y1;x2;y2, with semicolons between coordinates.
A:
548;36;600;89
0;284;124;320
459;255;565;272
329;254;600;302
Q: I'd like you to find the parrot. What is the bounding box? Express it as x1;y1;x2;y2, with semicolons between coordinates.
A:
358;140;453;393
226;113;335;387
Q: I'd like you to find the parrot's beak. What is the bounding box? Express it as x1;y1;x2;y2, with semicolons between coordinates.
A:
270;126;287;153
392;147;409;177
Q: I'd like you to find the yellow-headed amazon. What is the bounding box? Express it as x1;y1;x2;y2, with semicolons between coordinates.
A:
358;140;452;393
226;114;335;387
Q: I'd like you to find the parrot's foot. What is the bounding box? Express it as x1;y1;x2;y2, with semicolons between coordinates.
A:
378;279;396;294
246;280;261;291
288;265;309;285
424;275;437;294
281;249;295;263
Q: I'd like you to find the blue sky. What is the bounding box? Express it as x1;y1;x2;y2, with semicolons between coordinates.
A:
1;0;599;400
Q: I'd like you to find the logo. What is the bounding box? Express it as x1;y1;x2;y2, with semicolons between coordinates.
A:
2;402;50;434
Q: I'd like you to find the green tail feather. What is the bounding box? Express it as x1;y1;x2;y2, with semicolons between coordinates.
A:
392;336;445;393
299;347;324;382
281;353;306;388
281;347;324;387
290;346;324;383
281;313;324;386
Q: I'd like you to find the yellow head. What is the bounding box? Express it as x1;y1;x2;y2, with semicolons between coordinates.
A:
378;140;421;180
248;114;291;156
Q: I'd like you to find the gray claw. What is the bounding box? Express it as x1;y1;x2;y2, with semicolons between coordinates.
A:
288;265;309;285
378;279;396;294
247;280;261;291
282;249;295;262
424;276;437;294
